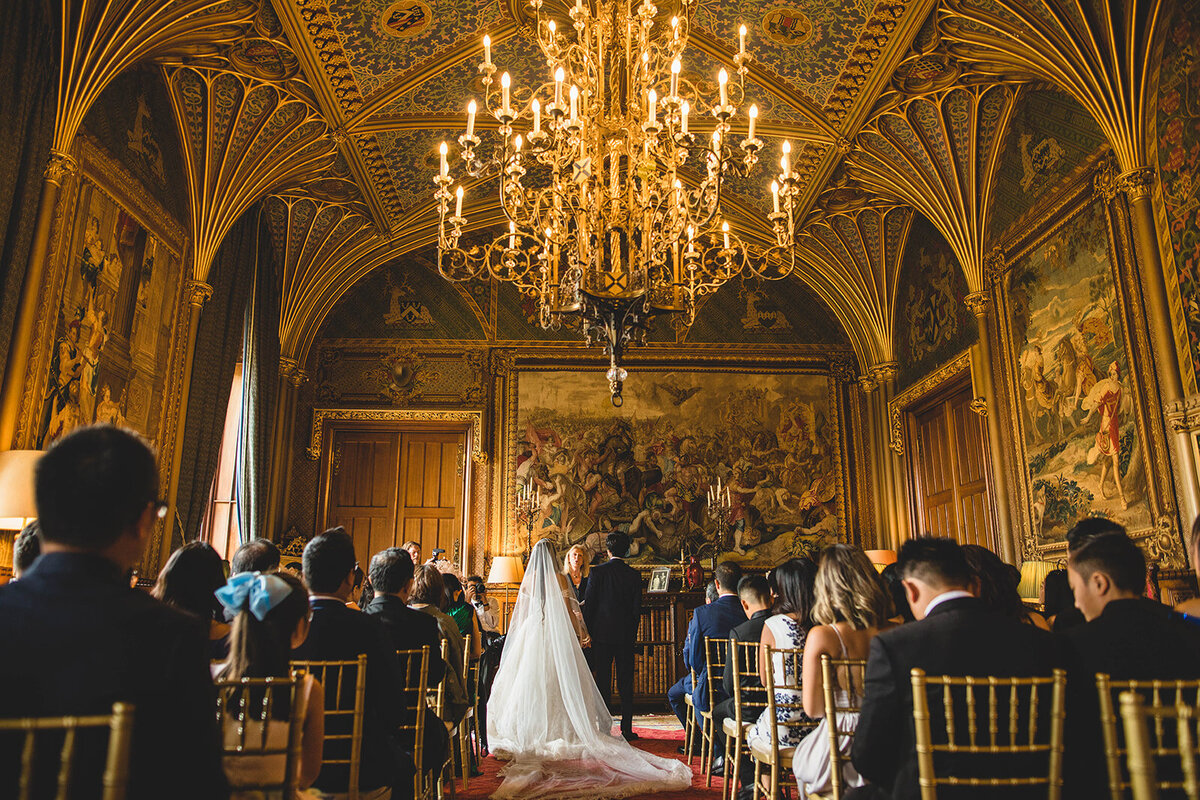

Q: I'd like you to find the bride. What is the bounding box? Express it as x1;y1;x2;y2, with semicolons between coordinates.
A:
487;538;691;799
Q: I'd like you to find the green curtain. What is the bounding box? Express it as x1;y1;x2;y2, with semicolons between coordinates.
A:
235;213;280;543
0;0;57;381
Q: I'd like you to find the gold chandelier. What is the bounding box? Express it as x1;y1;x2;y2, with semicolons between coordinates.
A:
434;0;800;404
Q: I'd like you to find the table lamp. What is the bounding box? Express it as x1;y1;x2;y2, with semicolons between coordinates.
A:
487;555;525;632
864;549;898;574
1017;560;1056;604
0;450;41;531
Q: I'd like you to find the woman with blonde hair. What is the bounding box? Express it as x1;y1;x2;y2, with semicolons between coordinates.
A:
792;544;892;795
562;544;591;603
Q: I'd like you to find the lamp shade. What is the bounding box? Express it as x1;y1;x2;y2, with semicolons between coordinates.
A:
864;550;898;573
0;450;41;530
487;555;524;584
1017;560;1055;602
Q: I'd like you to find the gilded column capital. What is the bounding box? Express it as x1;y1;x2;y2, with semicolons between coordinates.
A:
187;280;214;308
869;361;899;384
963;291;991;318
858;375;878;393
1116;168;1156;201
44;151;79;187
288;368;309;388
278;356;299;379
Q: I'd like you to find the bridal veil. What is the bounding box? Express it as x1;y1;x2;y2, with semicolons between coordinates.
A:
486;539;691;799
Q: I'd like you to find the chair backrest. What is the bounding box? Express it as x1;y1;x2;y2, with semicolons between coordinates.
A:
1118;689;1200;800
1097;674;1200;800
213;674;303;797
432;638;450;717
821;654;868;800
729;640;768;728
290;654;367;800
704;636;730;708
762;646;814;761
396;646;430;796
910;667;1067;800
0;702;134;800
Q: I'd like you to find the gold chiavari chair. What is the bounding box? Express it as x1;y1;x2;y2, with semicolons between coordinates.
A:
910;667;1067;800
815;654;869;800
1118;688;1200;800
431;638;455;800
703;635;731;786
290;655;367;800
0;702;134;800
1097;674;1200;800
750;646;816;800
457;633;472;789
684;667;699;765
214;674;303;798
722;640;768;800
396;646;432;800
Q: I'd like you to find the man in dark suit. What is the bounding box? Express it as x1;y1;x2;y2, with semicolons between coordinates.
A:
667;561;747;730
0;426;227;800
293;528;408;797
363;546;450;775
850;538;1061;800
583;531;643;740
1061;523;1200;799
710;574;772;774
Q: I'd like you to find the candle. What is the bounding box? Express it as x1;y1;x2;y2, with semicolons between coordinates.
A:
569;84;578;122
671;15;679;38
722;221;730;249
748;103;757;139
575;0;583;13
680;99;689;133
771;180;780;213
509;220;516;249
555;67;565;107
725;486;730;505
781;140;791;174
532;98;541;133
718;68;728;106
610;154;618;196
514;133;523;152
439;141;448;176
739;24;747;57
674;179;682;210
455;185;463;217
670;58;680;97
466;99;476;137
712;129;721;152
648;88;657;125
501;71;511;115
687;225;695;254
483;34;491;66
548;19;556;37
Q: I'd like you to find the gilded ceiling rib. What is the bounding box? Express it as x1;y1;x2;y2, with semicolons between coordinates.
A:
164;66;338;282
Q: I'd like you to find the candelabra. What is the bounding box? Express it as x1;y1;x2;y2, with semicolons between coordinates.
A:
434;0;801;405
706;477;733;553
516;479;542;555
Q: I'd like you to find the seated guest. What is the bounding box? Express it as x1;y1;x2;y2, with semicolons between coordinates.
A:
214;570;325;797
153;540;232;659
562;544;590;603
850;538;1060;800
465;575;499;635
745;557;818;754
706;580;719;605
1062;522;1200;799
12;519;41;579
0;425;226;800
441;573;481;658
711;574;773;774
409;565;469;726
293;527;406;800
793;545;891;795
961;544;1049;629
668;561;747;730
878;563;914;624
1041;568;1083;631
363;548;449;774
230;538;281;575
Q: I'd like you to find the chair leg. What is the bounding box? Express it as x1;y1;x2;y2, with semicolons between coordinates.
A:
730;734;742;800
459;724;470;790
684;710;694;764
704;718;715;787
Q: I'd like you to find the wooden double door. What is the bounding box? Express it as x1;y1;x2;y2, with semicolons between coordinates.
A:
907;380;997;550
320;426;469;569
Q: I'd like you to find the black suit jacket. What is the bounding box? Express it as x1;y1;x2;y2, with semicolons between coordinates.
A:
0;552;227;800
363;594;448;705
1062;598;1200;799
583;557;642;645
851;597;1062;800
723;609;771;698
292;597;406;792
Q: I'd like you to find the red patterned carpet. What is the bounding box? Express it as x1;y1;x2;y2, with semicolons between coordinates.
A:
455;717;728;799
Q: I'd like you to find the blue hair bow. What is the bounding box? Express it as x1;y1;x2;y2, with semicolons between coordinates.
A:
215;571;293;622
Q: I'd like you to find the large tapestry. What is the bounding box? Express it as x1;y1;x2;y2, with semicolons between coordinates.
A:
511;368;843;566
37;176;183;449
1002;197;1151;546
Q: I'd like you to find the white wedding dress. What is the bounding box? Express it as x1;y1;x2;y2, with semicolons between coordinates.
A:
487;539;691;799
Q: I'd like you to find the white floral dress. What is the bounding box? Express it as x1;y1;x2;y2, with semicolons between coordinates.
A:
746;614;815;750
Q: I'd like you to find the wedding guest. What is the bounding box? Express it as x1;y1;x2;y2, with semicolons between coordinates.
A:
465;575;499;635
745;557;817;755
850;538;1060;800
442;573;482;658
1041;568;1083;631
0;425;227;800
961;544;1050;629
363;547;449;775
793;545;891;796
402;540;422;565
711;574;772;774
345;565;365;610
293;527;406;800
153;540;232;659
563;544;590;603
12;519;41;579
230;538;281;575
214;570;325;796
879;563;914;624
409;564;469;725
582;531;643;741
706;580;719;604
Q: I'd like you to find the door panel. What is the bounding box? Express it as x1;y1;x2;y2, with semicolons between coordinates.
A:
327;432;400;569
399;434;464;558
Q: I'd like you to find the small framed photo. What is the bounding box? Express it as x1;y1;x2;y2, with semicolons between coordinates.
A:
647;566;672;593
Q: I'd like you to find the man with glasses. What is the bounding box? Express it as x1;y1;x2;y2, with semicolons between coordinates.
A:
0;424;228;800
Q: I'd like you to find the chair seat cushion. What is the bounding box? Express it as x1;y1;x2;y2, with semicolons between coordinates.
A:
685;694;694;707
749;738;796;767
723;718;750;737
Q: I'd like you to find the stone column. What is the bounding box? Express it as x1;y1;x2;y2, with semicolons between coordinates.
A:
870;362;909;547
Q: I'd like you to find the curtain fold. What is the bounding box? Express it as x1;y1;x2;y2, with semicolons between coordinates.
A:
0;0;56;381
235;217;280;543
175;207;261;542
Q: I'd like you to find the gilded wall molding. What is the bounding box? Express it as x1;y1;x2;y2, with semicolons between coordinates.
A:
886;350;973;455
307;407;484;462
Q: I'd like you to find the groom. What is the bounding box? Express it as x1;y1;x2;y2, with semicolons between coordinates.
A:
584;531;643;741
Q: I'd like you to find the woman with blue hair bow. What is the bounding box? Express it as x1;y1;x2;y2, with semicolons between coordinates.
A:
214;570;325;798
